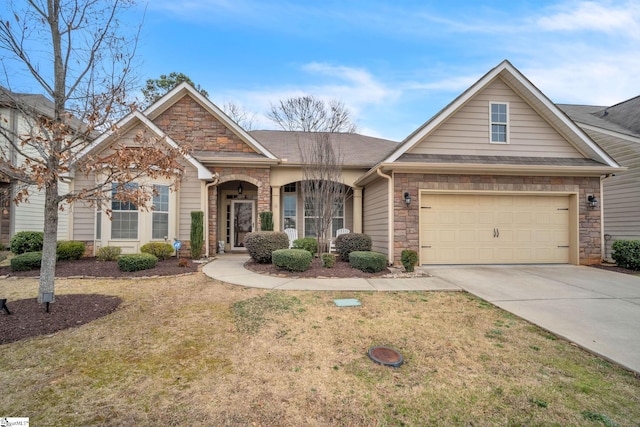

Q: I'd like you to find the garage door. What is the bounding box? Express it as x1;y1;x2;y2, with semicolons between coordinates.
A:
420;194;570;264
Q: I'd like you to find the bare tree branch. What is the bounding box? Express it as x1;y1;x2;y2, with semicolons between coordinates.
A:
267;95;357;133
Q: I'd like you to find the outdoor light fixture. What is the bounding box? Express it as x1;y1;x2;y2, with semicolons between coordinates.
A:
404;191;411;207
587;194;598;208
237;183;243;195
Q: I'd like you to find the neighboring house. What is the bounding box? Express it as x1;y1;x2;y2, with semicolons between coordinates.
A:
29;60;627;265
0;90;72;246
559;97;640;261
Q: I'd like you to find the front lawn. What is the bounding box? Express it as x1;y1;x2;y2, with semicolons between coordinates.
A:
0;274;638;426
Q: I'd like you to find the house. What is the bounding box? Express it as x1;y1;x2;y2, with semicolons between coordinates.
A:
0;89;73;246
54;61;628;265
559;97;640;261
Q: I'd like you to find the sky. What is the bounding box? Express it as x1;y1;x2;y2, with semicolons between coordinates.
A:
7;0;640;141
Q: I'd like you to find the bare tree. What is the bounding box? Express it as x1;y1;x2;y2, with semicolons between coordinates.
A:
0;1;187;305
222;100;257;131
267;95;357;133
299;133;345;253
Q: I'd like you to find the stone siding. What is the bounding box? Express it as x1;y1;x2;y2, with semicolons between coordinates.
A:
154;96;256;154
393;173;601;266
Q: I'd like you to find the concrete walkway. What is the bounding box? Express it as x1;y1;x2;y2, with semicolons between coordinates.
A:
202;255;640;374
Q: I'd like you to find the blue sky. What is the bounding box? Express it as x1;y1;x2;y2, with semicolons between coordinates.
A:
9;0;640;141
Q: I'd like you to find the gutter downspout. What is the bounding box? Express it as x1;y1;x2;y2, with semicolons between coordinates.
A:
204;176;220;258
376;168;394;265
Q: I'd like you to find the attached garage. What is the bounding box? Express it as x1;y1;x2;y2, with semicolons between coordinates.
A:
419;192;578;265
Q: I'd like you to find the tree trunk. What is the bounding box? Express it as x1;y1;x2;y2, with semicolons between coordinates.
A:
38;180;59;303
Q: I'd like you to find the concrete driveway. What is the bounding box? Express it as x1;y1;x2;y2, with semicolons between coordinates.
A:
426;265;640;374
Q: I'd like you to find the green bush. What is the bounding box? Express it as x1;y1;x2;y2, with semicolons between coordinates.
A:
56;241;86;261
293;237;318;257
272;249;313;272
190;211;204;259
335;233;372;261
259;211;274;231
321;253;336;268
612;240;640;270
10;251;42;271
117;253;158;272
140;242;174;260
96;246;122;261
244;231;290;264
401;249;419;273
10;231;44;255
349;251;387;273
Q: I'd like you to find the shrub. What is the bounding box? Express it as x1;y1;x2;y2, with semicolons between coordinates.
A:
56;241;86;261
335;233;372;261
401;249;419;273
244;231;289;264
259;211;274;231
349;251;387;273
293;237;318;257
10;231;44;255
321;253;336;268
272;249;313;272
190;211;204;259
612;240;640;270
118;253;158;272
140;242;174;260
10;251;42;271
96;246;122;261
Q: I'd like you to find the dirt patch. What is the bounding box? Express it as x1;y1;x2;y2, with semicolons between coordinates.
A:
0;294;122;345
0;256;199;278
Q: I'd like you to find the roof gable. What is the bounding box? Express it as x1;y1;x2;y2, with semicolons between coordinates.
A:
144;82;277;160
76;111;214;180
383;60;619;168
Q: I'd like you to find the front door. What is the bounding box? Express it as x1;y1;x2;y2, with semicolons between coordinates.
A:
232;200;254;249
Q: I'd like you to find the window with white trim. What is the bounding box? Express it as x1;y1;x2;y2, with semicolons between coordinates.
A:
152;185;169;239
303;196;344;238
111;183;138;239
490;102;508;143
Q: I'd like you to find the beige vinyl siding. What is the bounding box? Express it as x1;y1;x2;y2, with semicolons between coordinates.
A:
71;171;98;241
409;78;583;158
585;129;640;259
362;177;389;255
177;165;203;242
13;181;69;239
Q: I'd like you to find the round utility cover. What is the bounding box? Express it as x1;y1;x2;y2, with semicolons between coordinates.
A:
368;346;403;368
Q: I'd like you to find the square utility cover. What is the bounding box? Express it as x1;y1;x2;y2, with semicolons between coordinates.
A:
334;298;361;307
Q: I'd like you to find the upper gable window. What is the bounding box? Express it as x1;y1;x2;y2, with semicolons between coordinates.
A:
490;102;508;144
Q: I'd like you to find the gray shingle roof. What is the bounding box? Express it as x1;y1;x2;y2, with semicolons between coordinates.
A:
558;97;640;138
249;130;399;167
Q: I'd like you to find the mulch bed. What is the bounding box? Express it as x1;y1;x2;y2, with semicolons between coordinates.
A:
245;256;391;278
0;257;199;278
0;294;122;345
590;264;640;276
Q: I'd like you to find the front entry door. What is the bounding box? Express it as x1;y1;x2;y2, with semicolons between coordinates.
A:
232;200;254;249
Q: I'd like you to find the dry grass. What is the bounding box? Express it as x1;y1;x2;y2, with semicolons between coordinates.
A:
0;273;638;426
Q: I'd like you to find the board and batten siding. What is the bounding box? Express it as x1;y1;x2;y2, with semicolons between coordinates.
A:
362;177;389;256
585;128;640;259
177;166;204;242
409;78;583;158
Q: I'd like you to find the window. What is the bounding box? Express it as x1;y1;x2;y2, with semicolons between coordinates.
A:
490;102;508;143
111;183;138;239
152;185;169;239
303;196;344;238
283;183;297;229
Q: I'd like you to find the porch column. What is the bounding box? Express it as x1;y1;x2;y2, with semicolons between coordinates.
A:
271;185;281;231
353;186;362;233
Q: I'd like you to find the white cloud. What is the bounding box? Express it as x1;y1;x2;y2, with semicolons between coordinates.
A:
537;1;640;38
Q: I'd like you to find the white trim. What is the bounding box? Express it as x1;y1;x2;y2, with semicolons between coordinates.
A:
489;101;509;144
